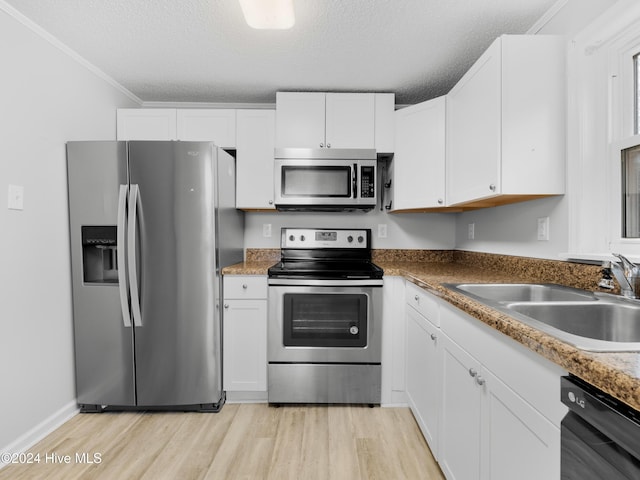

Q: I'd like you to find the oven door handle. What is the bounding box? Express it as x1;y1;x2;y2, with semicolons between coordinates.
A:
268;278;383;287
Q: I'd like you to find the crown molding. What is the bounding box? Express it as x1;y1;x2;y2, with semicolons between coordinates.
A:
0;0;142;105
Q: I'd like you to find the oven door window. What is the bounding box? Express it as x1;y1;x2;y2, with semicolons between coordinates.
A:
283;293;367;347
281;166;352;197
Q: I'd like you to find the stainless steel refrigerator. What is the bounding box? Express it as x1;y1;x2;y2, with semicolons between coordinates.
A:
66;141;243;412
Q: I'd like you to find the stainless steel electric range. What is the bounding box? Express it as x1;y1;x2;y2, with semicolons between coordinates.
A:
267;228;383;405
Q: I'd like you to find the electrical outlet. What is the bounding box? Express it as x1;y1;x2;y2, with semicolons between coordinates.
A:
537;217;550;241
378;224;387;238
8;184;24;210
468;223;475;240
263;223;272;238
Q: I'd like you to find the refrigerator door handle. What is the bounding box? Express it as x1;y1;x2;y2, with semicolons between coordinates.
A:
117;185;132;328
127;184;143;327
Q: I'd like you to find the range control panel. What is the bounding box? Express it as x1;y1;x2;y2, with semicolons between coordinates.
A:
281;228;370;249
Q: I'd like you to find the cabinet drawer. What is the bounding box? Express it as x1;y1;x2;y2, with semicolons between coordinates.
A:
224;276;268;299
406;282;440;326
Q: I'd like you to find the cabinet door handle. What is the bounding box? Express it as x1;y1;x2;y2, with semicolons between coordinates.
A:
476;376;486;386
414;295;419;302
320;143;324;148
468;368;477;378
489;184;496;192
268;200;273;205
224;304;229;309
430;333;437;341
437;198;444;205
327;143;331;148
242;284;248;289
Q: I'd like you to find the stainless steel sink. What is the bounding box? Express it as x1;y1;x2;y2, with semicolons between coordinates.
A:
449;283;597;302
443;282;640;352
507;301;640;347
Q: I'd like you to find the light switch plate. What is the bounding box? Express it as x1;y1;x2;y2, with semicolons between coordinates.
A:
8;184;24;210
263;223;272;237
378;224;387;238
468;223;475;240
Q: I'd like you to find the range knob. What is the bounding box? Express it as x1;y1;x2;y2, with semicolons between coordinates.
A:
300;235;306;241
357;236;364;243
289;235;295;242
347;235;354;243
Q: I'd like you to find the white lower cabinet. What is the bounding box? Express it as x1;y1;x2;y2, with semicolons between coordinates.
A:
405;304;442;459
440;332;559;480
440;334;482;480
222;276;268;400
403;286;564;480
481;367;559;480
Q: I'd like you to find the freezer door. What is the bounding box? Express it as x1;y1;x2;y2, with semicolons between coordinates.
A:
127;141;221;406
66;141;136;406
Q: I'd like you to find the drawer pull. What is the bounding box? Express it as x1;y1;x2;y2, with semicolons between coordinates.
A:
468;368;477;378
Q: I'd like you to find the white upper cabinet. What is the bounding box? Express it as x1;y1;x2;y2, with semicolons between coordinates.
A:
324;93;375;148
391;96;446;211
116;109;177;140
235;109;276;210
276;92;329;148
446;35;566;208
275;92;394;150
176;109;236;148
117;108;236;147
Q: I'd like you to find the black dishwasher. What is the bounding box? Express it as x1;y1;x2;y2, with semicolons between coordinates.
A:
561;375;640;479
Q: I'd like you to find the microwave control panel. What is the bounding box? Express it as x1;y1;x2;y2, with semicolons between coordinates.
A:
361;166;375;198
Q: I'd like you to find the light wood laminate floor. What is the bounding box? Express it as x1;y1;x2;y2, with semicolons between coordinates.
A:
0;404;444;480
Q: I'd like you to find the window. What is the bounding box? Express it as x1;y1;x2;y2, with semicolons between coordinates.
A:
566;1;640;259
622;144;640;238
619;51;640;242
636;53;640;135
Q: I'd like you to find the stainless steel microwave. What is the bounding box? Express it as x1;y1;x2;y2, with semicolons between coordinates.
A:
274;148;377;211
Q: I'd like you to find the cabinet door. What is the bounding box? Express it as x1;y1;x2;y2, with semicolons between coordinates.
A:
236;110;276;209
275;92;326;148
116;109;177;140
406;306;442;458
447;38;501;205
481;368;560;480
222;300;267;391
440;335;482;480
325;93;375;148
393;97;446;210
176;109;236;148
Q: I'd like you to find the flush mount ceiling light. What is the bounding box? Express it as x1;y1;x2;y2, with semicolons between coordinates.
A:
238;0;295;29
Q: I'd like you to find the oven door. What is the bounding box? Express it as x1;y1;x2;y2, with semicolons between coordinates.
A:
268;282;382;364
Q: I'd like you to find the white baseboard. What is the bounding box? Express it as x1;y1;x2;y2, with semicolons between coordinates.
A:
0;401;79;470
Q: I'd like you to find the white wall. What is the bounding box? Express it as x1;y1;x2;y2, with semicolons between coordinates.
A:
453;0;616;259
0;4;138;455
245;210;456;250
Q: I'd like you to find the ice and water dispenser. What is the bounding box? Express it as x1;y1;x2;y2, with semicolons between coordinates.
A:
82;226;118;284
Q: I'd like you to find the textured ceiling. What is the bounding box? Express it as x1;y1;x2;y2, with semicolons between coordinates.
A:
5;0;558;104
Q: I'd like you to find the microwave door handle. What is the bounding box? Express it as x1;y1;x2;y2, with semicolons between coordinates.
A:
353;163;358;199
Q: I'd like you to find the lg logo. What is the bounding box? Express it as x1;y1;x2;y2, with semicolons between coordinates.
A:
568;391;586;408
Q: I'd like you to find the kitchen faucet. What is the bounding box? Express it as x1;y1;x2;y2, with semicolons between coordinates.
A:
609;253;640;299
